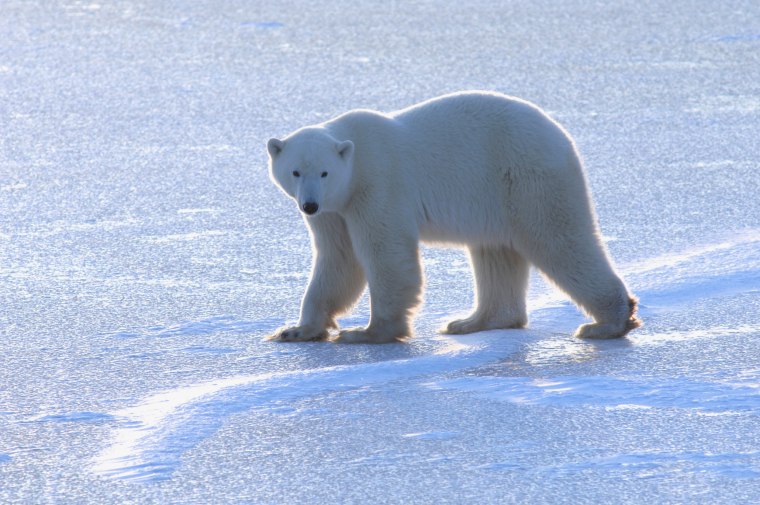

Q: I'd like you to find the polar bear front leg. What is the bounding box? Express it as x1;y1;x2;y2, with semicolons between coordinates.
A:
268;214;366;342
335;230;422;344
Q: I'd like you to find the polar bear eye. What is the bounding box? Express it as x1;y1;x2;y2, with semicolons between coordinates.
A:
292;170;300;177
321;171;328;178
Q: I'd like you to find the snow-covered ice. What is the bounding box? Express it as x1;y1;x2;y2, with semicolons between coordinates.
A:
1;0;759;503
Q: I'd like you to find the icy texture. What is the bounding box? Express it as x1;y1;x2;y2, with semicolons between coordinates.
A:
1;0;759;503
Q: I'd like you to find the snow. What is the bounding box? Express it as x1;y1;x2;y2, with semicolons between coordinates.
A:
1;0;759;503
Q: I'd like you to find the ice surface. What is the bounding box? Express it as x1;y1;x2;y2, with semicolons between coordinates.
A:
1;0;759;503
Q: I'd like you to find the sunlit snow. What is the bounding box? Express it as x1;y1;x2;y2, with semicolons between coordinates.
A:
1;0;759;503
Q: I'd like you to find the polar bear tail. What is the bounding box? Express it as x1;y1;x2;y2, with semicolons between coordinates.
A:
626;295;643;333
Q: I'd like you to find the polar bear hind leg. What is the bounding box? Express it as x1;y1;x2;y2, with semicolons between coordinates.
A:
444;245;529;334
523;229;640;339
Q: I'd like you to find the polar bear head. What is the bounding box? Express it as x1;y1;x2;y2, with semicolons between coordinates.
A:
267;129;355;216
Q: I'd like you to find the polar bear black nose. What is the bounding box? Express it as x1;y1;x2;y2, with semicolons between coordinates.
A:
302;202;319;215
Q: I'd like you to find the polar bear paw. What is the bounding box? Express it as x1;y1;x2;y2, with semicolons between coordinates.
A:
443;314;527;334
444;316;486;334
333;327;406;344
266;325;328;342
573;322;626;340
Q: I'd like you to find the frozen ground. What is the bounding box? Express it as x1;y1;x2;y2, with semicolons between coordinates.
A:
1;0;759;503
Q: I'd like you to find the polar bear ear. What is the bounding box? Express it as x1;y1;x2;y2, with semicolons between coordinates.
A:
267;138;285;158
336;140;354;161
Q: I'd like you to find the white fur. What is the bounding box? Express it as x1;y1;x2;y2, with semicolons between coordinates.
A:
267;91;641;343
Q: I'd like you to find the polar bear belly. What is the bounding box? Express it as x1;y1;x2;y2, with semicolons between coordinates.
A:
415;181;513;245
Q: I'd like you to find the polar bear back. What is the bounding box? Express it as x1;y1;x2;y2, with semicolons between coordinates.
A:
324;91;594;246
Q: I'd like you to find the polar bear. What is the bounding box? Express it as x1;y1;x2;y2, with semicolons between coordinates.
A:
266;91;641;343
